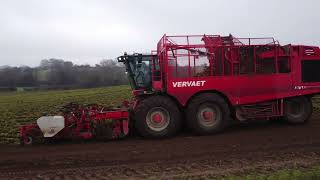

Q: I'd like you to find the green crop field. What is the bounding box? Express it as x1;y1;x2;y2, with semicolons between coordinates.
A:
0;85;131;144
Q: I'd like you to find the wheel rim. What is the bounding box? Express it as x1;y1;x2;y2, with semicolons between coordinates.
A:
24;136;33;145
197;104;220;128
146;107;170;132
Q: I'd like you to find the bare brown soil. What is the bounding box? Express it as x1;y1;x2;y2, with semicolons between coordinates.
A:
1;113;320;179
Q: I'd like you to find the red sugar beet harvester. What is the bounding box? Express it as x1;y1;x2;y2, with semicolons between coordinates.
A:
20;34;320;145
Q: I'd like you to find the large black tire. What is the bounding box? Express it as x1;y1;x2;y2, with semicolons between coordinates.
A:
187;93;230;135
284;96;313;124
134;95;181;138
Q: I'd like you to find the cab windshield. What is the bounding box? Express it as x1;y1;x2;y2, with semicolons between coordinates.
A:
129;57;151;89
118;54;154;90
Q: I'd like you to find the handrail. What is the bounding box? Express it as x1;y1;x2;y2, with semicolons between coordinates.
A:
159;34;278;47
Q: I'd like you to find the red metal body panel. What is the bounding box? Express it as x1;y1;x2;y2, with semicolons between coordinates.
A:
153;34;320;108
93;110;129;120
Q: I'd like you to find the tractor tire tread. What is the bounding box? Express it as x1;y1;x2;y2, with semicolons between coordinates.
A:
134;95;181;138
187;93;230;135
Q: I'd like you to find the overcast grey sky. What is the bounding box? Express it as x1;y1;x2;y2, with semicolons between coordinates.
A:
1;0;320;66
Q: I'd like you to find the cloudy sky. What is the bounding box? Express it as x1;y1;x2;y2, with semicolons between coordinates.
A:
1;0;320;66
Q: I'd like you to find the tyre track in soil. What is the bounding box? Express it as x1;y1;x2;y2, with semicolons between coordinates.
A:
1;113;320;179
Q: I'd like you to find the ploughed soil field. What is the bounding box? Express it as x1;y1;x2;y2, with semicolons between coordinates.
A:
1;113;320;179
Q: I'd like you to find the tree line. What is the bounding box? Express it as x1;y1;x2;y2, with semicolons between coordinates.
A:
0;58;128;90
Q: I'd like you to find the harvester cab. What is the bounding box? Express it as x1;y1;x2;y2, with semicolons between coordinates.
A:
117;53;156;91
